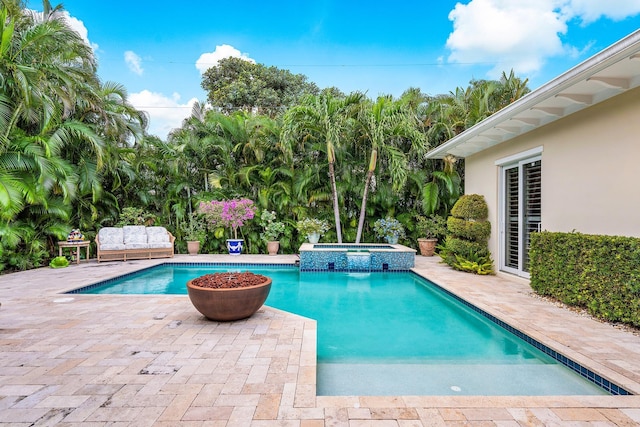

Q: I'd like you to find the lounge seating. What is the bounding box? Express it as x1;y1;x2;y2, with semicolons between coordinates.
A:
96;226;175;262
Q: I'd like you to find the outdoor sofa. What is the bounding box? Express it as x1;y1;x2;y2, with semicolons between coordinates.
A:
96;225;175;262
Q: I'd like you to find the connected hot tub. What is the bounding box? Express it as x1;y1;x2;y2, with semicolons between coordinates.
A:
298;243;416;272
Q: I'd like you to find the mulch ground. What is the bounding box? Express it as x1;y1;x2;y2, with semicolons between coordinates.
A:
190;272;269;289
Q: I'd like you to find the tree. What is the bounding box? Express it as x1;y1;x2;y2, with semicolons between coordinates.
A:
282;92;364;243
0;0;147;271
354;96;428;243
201;57;319;117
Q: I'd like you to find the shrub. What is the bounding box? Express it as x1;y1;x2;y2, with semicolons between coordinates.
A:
416;215;447;239
441;194;493;274
49;256;69;268
446;217;491;241
450;194;488;220
530;231;640;327
116;207;156;226
444;237;489;257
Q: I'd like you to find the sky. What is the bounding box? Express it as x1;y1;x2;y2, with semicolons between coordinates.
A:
26;0;640;140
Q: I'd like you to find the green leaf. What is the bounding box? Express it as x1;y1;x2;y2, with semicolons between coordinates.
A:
421;182;439;215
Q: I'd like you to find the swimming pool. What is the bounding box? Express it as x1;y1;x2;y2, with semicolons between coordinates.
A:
72;263;620;396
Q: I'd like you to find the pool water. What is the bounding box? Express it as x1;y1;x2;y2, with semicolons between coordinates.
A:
78;264;609;396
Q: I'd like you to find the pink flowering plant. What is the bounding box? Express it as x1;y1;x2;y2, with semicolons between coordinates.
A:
198;198;256;239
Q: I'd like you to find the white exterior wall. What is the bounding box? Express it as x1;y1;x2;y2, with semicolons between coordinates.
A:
464;86;640;263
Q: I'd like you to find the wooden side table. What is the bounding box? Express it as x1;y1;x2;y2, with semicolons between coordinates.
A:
57;241;90;264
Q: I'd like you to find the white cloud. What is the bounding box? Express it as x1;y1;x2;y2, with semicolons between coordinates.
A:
195;44;255;74
59;11;99;52
129;90;198;140
446;0;566;77
445;0;640;78
561;0;640;24
124;51;144;76
28;9;99;51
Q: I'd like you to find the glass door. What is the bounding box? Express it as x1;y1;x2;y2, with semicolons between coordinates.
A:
501;157;541;277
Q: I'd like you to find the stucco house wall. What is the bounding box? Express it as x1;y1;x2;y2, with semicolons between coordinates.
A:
464;85;640;260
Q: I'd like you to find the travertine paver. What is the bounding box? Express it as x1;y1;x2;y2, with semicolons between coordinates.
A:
0;254;640;426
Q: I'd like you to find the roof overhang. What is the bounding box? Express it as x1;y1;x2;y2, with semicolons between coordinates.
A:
425;30;640;159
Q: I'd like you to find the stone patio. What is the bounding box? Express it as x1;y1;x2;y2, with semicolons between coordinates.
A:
1;254;639;426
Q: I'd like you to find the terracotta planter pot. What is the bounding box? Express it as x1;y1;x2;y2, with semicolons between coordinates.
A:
186;241;200;255
186;275;272;321
266;241;279;255
417;238;437;256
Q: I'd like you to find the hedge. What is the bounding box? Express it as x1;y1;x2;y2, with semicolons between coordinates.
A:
450;194;488;220
444;236;489;257
447;217;491;241
529;231;640;327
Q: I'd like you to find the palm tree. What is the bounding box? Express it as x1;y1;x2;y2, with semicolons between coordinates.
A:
354;96;428;243
0;1;148;270
282;92;364;242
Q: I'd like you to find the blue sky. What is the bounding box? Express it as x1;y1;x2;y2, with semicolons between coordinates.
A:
27;1;640;139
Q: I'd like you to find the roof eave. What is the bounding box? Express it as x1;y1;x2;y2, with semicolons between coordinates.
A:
425;29;640;159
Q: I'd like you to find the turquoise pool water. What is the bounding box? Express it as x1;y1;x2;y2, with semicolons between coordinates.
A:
77;264;611;396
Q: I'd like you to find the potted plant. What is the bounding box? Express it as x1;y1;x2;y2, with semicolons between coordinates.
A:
416;215;447;256
296;218;329;244
186;271;272;321
373;216;406;244
181;214;207;255
260;210;285;255
199;198;256;255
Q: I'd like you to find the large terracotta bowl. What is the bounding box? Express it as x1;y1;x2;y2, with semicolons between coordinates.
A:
186;275;272;321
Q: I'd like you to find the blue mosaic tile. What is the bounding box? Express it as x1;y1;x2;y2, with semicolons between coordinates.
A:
66;262;297;294
422;276;632;396
299;245;415;271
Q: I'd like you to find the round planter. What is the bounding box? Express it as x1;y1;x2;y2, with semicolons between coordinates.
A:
266;241;279;255
186;273;272;321
307;232;320;244
226;239;244;255
187;240;200;255
417;238;437;256
386;235;399;244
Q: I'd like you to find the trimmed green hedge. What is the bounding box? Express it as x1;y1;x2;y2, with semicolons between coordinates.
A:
447;217;491;241
450;194;488;220
445;237;489;257
530;231;640;327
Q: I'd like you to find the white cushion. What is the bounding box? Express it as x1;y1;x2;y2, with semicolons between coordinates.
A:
123;226;147;244
147;226;173;249
149;242;173;249
98;228;124;246
100;243;126;251
146;226;170;244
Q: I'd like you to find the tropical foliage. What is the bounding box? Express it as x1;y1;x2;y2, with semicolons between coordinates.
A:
0;1;531;272
0;0;144;271
296;218;329;237
373;217;406;242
